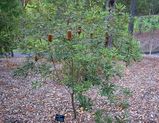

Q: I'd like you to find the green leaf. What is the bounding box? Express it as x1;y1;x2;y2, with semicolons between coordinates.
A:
101;83;115;97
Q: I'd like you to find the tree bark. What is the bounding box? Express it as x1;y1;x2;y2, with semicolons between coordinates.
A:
128;0;137;34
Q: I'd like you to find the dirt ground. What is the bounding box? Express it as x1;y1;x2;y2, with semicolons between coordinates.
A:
134;30;159;53
0;55;159;123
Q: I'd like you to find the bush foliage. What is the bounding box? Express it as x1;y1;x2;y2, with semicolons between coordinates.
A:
14;0;141;122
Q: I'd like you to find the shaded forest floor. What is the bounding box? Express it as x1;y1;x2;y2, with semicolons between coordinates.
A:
114;55;159;122
0;56;159;123
134;30;159;53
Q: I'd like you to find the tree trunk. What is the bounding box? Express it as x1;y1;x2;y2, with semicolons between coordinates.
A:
128;0;137;34
106;0;115;12
11;50;14;57
71;91;76;119
105;0;116;48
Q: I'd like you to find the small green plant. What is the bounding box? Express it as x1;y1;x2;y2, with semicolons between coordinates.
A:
76;94;92;111
122;87;133;97
101;83;116;97
32;80;42;89
13;61;35;77
95;110;113;123
119;100;130;110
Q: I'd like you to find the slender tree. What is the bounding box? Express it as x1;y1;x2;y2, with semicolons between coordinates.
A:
128;0;137;34
0;0;22;56
105;0;116;48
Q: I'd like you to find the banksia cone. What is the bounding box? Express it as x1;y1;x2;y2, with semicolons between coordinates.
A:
48;34;53;42
67;30;72;40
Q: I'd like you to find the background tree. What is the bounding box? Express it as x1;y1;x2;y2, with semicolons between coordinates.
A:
0;0;22;56
128;0;137;34
118;0;159;15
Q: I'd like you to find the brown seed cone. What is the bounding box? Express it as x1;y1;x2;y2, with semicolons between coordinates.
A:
67;30;72;40
48;34;53;42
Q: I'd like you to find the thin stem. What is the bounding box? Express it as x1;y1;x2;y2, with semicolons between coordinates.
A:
51;59;60;81
70;58;77;119
71;91;76;119
48;42;60;81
